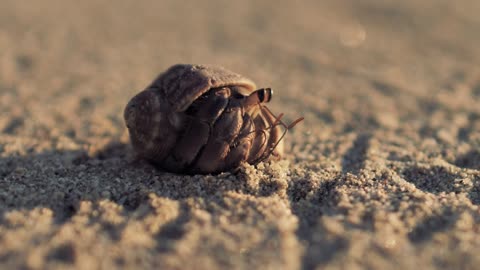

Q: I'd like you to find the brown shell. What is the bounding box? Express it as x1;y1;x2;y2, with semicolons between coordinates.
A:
149;64;257;112
124;64;291;174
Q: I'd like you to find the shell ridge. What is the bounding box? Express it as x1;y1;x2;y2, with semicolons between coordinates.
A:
160;65;257;111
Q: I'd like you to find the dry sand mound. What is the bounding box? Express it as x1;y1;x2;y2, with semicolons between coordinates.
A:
1;1;480;269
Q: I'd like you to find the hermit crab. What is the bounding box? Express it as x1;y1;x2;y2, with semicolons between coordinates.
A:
124;64;303;174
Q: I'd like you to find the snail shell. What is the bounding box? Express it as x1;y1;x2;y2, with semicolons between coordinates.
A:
124;64;286;174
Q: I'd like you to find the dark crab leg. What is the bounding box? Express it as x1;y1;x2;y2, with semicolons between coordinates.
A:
239;88;275;163
252;105;304;164
193;102;244;174
246;110;270;163
235;87;305;165
168;88;230;170
221;113;256;171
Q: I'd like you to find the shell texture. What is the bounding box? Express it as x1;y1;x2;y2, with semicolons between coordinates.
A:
124;64;290;174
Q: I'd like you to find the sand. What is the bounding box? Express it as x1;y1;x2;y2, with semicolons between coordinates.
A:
1;0;480;269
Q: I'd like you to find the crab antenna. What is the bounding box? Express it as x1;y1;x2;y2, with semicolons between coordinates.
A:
261;105;302;131
272;113;285;126
287;117;304;129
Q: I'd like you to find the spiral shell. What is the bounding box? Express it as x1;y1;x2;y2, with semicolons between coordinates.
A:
124;64;291;174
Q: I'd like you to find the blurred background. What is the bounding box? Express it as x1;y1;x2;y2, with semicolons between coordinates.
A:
1;1;480;269
1;0;479;148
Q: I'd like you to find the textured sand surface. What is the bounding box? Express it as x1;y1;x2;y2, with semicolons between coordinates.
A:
1;1;480;269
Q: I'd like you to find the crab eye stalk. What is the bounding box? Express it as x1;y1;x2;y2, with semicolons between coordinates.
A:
257;89;265;102
242;88;273;107
263;88;273;103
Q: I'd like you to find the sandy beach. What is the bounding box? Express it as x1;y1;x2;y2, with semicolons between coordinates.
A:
1;0;480;269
